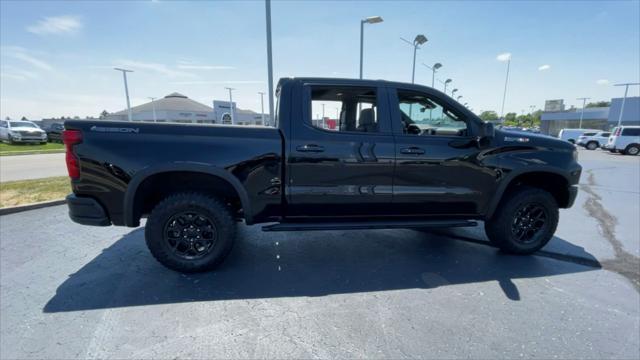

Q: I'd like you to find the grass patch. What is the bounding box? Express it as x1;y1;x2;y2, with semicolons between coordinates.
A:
0;142;65;156
0;176;70;208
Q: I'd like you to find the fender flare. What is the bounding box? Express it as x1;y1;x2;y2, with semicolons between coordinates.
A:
485;165;571;220
123;163;253;227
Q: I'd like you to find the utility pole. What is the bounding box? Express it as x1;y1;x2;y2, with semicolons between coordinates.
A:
225;87;235;125
614;83;640;127
114;68;133;121
577;97;590;129
498;54;511;121
258;92;265;125
265;0;275;126
148;97;157;122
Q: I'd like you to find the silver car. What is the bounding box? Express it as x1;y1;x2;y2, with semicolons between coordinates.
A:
0;120;48;144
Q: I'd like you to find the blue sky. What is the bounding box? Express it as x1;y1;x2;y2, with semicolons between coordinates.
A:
1;0;639;119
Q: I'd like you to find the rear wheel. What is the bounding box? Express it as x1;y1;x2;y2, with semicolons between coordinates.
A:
586;141;598;150
624;144;640;156
485;187;558;254
145;192;236;273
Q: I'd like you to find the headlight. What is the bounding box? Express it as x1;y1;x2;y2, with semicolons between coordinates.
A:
9;130;20;135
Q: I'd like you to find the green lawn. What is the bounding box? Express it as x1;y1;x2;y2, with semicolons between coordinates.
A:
0;176;70;208
0;142;65;156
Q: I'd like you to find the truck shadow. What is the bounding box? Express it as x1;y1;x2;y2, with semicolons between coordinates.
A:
43;225;600;313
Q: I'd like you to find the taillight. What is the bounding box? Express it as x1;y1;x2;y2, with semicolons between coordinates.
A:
62;130;82;179
615;127;622;136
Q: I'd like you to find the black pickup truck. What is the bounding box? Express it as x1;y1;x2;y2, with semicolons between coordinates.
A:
64;77;581;272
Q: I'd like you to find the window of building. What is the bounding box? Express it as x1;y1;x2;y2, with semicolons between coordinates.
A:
397;91;468;136
309;86;378;133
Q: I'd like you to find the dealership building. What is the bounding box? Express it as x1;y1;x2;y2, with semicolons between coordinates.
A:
106;92;270;126
540;96;640;136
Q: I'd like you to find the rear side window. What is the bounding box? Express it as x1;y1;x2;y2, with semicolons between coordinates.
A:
308;86;378;133
582;132;596;136
601;132;610;137
622;128;640;136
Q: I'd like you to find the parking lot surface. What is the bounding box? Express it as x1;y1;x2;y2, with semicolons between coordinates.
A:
1;149;639;359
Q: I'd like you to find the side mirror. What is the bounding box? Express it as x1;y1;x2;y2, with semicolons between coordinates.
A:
480;122;495;139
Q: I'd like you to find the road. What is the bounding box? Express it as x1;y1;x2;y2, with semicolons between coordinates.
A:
0;153;66;182
0;149;638;359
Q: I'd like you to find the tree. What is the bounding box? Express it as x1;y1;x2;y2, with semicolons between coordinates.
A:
73;116;80;120
586;101;610;108
479;111;499;122
99;110;109;119
21;116;28;120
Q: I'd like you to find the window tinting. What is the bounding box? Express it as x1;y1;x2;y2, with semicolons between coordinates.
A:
309;86;378;133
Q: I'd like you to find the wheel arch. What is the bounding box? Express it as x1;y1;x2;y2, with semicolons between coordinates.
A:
123;163;252;227
486;167;572;220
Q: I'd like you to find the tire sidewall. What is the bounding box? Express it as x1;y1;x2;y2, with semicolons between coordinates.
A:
145;193;236;272
486;187;559;254
586;141;598;150
625;145;639;156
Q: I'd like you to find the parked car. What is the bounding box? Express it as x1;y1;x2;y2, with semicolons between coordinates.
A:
64;77;582;273
0;120;48;144
43;123;64;142
576;131;611;150
605;126;640;155
558;128;602;144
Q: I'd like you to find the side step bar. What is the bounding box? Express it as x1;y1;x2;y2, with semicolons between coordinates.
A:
262;220;477;232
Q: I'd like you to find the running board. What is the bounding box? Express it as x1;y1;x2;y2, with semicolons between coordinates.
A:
262;220;477;232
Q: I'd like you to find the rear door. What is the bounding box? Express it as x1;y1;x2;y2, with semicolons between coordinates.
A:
388;86;498;216
286;83;396;218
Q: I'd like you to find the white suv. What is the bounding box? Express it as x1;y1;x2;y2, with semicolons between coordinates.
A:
605;126;640;155
0;120;48;144
576;131;611;150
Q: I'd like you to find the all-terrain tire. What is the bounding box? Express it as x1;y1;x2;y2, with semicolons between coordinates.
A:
485;186;559;254
145;192;236;273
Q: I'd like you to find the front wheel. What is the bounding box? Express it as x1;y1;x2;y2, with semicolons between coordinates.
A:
145;192;236;273
586;141;598;150
485;187;559;254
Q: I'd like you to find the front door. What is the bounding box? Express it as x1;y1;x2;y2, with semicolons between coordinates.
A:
389;87;498;216
286;83;395;218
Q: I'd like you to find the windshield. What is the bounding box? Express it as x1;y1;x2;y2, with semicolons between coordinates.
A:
10;122;38;128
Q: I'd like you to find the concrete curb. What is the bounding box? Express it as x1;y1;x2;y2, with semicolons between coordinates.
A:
0;199;66;216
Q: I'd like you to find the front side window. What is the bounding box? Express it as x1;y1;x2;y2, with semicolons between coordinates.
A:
397;91;468;136
309;86;378;133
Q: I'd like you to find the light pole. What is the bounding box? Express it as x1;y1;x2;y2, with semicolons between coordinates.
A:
225;87;235;125
464;102;468;107
451;88;458;97
577;97;590;129
265;0;275;126
422;62;442;88
529;105;536;127
443;78;452;94
497;53;512;121
114;68;133;121
359;16;383;79
614;83;640;127
457;95;463;102
258;92;265;125
400;34;428;84
322;103;325;128
148;97;157;122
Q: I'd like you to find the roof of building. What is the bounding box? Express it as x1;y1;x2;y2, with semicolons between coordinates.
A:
112;92;213;115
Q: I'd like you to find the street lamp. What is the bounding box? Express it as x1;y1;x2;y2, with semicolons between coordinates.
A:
464;102;468;107
614;83;640;127
451;88;458;97
265;0;275;126
147;97;157;122
529;105;536;127
114;68;133;121
422;62;442;88
577;97;590;129
359;16;383;79
258;92;266;126
401;34;428;84
443;78;452;94
457;95;463;102
497;52;512;120
225;87;236;125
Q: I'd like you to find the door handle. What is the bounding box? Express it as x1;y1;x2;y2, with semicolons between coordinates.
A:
400;146;425;155
296;144;325;153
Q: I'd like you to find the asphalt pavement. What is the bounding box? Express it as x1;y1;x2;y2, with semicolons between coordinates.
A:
0;152;66;182
0;149;638;359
